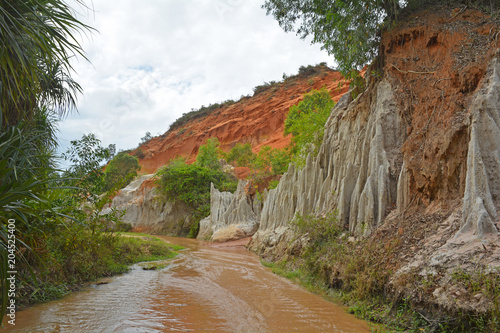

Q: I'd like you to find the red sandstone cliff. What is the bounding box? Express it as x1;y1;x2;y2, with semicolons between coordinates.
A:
132;65;351;174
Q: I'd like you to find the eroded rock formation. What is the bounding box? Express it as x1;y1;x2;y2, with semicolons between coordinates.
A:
102;174;194;235
246;3;500;315
250;4;500;249
460;57;500;238
198;180;262;242
132;66;351;174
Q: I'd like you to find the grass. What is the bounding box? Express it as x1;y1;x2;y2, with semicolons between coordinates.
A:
15;227;183;307
259;213;500;332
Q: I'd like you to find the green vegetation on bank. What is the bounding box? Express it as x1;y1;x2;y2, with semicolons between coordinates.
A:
18;231;179;305
262;213;500;332
0;0;100;318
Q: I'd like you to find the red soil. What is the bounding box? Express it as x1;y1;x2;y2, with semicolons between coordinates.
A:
382;5;500;207
133;67;351;175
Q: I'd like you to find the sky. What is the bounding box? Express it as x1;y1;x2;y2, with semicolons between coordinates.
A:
59;0;334;158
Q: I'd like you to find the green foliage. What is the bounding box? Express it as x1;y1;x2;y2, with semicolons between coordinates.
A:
103;152;140;192
62;133;111;200
196;137;222;170
269;147;292;175
248;145;292;185
225;143;256;167
298;63;329;77
253;80;279;96
133;147;145;159
268;180;280;189
156;157;236;210
284;88;335;168
223;142;291;192
140;131;153;145
262;0;403;76
0;0;92;127
0;111;64;317
169;100;236;130
156;140;238;237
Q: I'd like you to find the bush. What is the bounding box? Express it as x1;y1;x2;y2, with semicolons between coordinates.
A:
284;87;335;168
133;147;145;159
140;132;153;145
156;139;238;237
225;143;256;167
169;100;236;130
103;152;140;192
196;137;222;170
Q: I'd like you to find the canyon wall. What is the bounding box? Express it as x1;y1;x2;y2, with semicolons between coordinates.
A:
249;4;500;250
246;4;500;313
198;180;262;242
102;174;194;235
133;66;351;174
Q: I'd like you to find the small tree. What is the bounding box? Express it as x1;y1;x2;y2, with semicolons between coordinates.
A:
103;152;140;192
140;131;152;145
62;133;111;200
226;143;256;167
196;137;222;170
284;88;335;167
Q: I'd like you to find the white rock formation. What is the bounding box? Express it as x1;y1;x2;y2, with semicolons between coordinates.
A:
198;180;261;241
252;78;406;246
102;174;194;235
251;60;500;252
459;58;500;237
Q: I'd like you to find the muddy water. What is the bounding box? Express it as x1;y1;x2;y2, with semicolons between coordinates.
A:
2;237;370;332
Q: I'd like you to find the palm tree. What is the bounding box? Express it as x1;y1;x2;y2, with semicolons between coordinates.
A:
0;0;93;317
0;0;92;127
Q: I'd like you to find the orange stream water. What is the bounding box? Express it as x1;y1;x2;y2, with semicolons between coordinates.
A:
1;237;370;332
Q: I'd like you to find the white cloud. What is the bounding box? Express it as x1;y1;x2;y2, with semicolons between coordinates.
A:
58;0;333;158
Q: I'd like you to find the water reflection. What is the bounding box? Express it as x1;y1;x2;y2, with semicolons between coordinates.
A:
2;237;369;332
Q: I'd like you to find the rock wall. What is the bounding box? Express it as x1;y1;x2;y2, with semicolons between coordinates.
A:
250;6;500;253
459;57;500;238
103;174;194;235
134;66;351;174
252;77;406;248
198;180;261;242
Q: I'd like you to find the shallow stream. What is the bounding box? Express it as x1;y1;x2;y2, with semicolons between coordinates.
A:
2;236;370;332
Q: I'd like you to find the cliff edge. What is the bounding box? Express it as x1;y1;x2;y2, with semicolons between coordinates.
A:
246;3;499;320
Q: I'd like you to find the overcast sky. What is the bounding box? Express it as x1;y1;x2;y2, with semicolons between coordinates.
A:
59;0;333;157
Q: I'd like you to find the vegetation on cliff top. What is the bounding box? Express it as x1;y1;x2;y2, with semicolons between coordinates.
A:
167;63;332;131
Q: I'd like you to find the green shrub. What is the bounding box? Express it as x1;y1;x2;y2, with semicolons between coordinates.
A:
156;139;238;237
103;152;140;192
196;137;222;170
284;87;335;168
226;143;256;167
133;147;145;159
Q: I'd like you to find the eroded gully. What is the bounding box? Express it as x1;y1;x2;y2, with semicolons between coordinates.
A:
2;236;370;332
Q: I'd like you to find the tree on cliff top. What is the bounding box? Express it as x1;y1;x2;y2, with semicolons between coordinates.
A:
263;0;449;75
